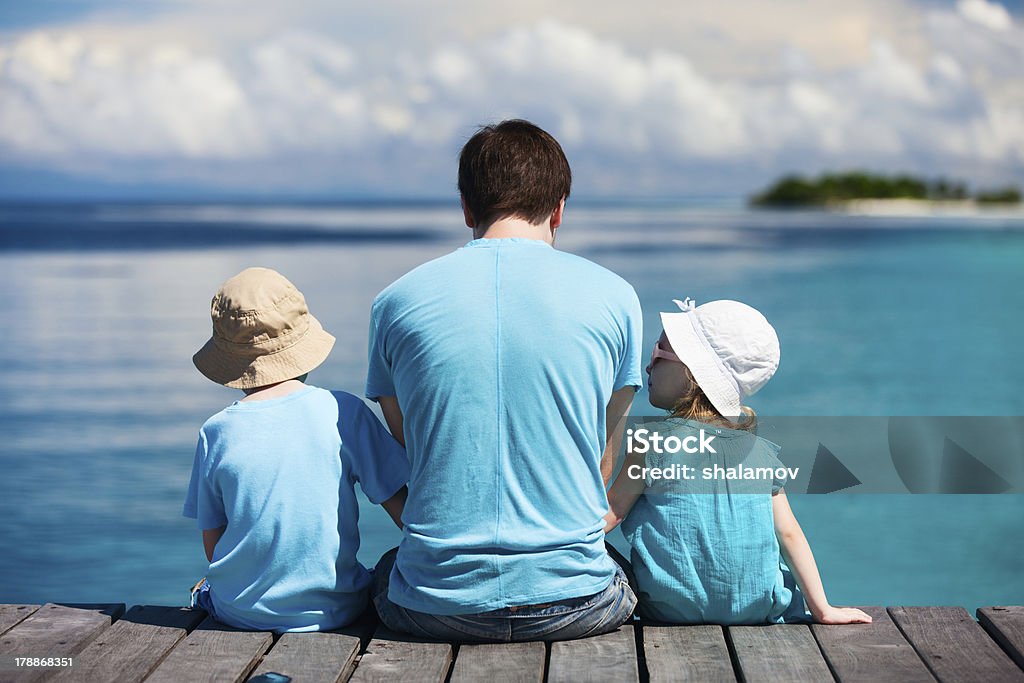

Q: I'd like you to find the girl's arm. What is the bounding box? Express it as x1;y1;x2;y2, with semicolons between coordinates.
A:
603;448;647;533
202;526;226;563
772;490;872;624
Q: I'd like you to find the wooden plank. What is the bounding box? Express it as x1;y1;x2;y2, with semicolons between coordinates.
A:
48;605;206;683
0;607;40;637
247;632;361;683
249;609;377;683
978;607;1024;671
729;624;833;682
335;607;381;682
0;604;124;656
889;606;1024;683
449;642;545;683
548;625;639;683
0;603;124;683
348;627;452;683
811;606;933;683
643;624;735;682
145;616;272;683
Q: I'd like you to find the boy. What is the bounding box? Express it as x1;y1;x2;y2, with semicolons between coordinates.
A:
185;267;408;633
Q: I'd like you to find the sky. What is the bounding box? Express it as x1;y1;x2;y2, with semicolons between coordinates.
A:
1;0;1022;199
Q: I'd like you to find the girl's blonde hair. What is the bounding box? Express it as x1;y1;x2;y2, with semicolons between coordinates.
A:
671;365;757;431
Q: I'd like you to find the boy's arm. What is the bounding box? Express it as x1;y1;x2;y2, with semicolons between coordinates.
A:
381;485;408;530
772;490;872;624
376;396;405;447
340;393;410;530
601;386;635;486
202;526;226;563
603;447;646;533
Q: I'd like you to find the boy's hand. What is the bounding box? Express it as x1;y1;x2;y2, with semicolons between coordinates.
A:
814;606;873;624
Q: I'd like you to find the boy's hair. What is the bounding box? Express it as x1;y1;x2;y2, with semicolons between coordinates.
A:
458;119;572;228
671;365;758;431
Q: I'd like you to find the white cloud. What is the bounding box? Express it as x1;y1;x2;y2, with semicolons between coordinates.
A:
957;0;1013;31
0;2;1022;194
12;32;84;83
429;48;476;90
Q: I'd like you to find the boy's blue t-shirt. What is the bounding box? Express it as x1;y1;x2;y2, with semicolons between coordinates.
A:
622;419;806;625
366;237;643;615
183;387;408;633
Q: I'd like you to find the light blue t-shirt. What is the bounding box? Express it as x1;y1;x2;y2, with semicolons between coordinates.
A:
622;418;806;624
367;237;643;615
183;387;409;633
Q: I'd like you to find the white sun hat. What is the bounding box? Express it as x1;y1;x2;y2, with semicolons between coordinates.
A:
660;298;780;418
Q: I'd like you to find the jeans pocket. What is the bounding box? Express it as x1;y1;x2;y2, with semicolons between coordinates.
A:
376;600;507;642
574;583;636;640
523;568;630;621
430;614;510;642
372;590;412;633
513;595;596;619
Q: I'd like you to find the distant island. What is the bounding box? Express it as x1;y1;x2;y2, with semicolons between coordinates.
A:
751;172;1022;208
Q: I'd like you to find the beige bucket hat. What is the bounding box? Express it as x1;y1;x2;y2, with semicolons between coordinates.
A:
193;267;336;389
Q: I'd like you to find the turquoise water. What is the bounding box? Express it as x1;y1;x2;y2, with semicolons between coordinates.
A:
0;202;1021;611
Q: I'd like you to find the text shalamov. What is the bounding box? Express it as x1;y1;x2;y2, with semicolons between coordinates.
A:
623;428;800;483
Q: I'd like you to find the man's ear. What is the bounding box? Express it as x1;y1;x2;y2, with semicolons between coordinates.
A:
550;197;565;230
461;196;476;228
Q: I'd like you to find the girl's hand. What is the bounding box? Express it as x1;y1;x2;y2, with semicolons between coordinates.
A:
814;605;873;624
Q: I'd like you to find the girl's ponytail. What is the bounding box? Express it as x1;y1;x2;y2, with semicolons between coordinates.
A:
671;365;757;431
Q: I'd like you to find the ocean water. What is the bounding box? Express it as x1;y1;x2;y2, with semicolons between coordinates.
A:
0;201;1021;611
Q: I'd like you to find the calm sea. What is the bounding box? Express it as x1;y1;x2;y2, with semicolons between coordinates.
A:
1;201;1021;611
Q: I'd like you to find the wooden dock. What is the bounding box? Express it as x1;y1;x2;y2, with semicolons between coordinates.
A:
1;603;1023;682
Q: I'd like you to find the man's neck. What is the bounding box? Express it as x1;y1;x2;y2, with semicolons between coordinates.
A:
474;216;555;244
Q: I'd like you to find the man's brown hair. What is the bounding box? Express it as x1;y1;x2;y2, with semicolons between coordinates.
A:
458;119;572;228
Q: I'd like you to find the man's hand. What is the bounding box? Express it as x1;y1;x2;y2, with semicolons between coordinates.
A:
603;448;646;533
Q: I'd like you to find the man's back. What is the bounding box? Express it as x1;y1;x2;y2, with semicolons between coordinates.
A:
368;237;642;614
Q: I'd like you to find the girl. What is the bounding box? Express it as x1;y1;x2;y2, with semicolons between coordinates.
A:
604;298;871;625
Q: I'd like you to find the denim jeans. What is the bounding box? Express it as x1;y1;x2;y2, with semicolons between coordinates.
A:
189;577;217;619
371;547;637;642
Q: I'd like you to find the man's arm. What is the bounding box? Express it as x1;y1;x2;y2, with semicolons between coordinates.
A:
376;396;405;447
603;447;646;533
202;526;225;563
381;485;408;530
601;386;636;486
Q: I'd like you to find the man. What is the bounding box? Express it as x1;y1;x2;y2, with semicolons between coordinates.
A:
367;119;642;642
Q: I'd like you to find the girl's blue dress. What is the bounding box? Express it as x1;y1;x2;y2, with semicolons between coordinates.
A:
621;418;810;624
